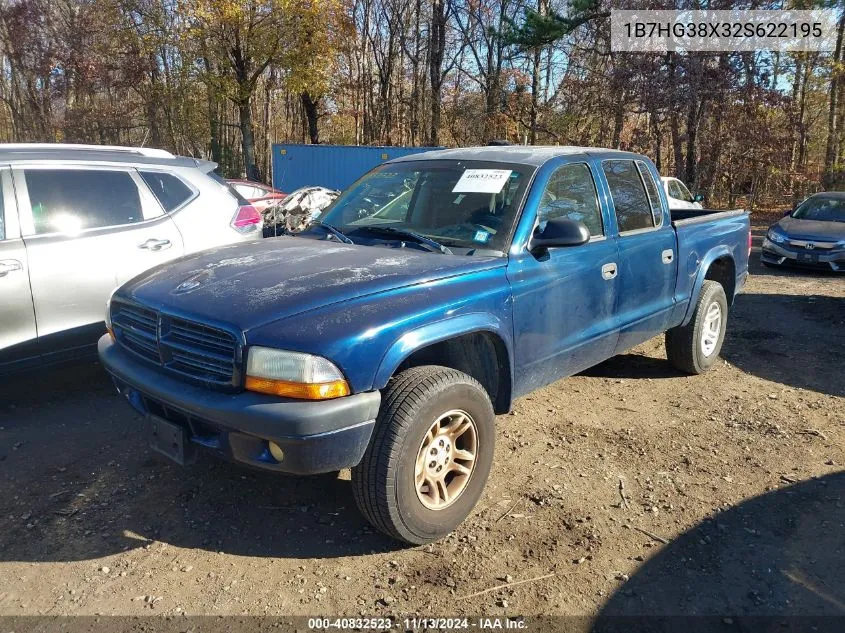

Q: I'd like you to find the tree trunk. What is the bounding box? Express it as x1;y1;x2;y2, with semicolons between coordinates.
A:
239;100;260;181
379;34;395;145
684;56;706;187
701;97;725;200
668;54;684;179
263;74;273;183
670;113;683;180
202;57;222;167
823;12;845;188
361;0;372;144
790;55;805;172
650;112;661;172
145;53;162;148
529;44;540;145
796;55;815;177
429;0;446;146
685;100;700;187
145;98;162;148
529;0;546;145
611;86;624;149
409;0;421;145
300;91;320;144
482;4;503;141
838;75;845;180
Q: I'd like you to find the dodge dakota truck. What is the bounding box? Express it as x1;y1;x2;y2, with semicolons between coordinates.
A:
98;147;750;544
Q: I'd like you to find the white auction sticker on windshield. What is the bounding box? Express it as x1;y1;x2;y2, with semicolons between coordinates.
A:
452;169;512;193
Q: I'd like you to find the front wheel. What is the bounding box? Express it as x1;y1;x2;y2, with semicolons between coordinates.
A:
351;366;495;544
665;280;728;375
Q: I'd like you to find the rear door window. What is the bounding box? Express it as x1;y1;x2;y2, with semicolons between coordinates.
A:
24;169;143;235
538;163;603;237
636;161;664;227
602;160;655;233
140;171;194;212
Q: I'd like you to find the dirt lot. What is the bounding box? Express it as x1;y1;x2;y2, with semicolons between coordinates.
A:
1;223;843;620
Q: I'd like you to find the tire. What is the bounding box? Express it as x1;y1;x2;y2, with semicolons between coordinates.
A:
665;280;728;375
352;365;495;545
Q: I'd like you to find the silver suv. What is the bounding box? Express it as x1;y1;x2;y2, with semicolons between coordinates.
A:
0;144;263;373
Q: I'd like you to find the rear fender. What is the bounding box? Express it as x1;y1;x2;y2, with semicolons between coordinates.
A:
681;246;733;326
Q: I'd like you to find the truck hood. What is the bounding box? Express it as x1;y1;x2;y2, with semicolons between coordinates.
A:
118;237;505;331
778;217;845;241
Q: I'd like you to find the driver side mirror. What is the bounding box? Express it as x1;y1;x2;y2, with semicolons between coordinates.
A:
783;208;793;217
693;193;704;203
530;217;590;254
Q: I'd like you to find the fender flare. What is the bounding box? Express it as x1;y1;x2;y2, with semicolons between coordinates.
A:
681;246;734;326
371;312;512;391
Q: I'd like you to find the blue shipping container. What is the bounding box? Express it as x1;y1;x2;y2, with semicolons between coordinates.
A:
271;144;440;193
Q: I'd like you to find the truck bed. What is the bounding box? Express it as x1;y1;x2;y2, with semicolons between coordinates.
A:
669;207;751;327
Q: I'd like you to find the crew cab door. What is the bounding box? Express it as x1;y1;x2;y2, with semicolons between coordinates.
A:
14;165;184;360
0;166;39;371
601;160;678;353
508;159;620;396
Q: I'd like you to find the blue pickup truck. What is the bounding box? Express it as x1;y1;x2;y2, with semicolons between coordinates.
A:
99;147;750;544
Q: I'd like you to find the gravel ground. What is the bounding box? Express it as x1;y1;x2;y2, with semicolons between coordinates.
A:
0;222;843;619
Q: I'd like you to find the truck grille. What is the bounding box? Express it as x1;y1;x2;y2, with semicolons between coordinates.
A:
111;299;239;387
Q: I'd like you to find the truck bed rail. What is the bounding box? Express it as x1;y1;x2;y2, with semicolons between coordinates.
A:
671;208;748;225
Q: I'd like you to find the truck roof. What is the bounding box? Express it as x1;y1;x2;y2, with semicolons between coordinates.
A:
0;143;216;171
387;145;645;167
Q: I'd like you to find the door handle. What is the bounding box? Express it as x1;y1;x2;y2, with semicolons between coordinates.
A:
601;262;618;280
662;249;674;264
0;259;22;278
139;238;172;252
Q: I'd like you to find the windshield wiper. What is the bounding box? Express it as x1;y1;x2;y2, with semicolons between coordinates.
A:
312;221;354;244
353;225;453;254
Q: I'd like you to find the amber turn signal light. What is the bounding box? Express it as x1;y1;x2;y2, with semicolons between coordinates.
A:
245;376;350;400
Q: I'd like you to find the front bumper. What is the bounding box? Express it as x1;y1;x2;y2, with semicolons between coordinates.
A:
98;335;380;474
761;239;845;272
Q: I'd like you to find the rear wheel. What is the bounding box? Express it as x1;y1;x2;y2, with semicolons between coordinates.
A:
665;280;728;375
351;366;495;544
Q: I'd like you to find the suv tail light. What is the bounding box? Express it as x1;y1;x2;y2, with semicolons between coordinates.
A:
747;229;753;257
231;204;262;233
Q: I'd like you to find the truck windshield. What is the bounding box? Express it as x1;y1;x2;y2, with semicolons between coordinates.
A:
314;160;534;253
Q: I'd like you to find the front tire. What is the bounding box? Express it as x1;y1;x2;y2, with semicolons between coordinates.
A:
665;280;728;375
352;366;495;544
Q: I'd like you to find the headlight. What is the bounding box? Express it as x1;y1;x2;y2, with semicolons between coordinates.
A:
766;228;787;244
105;290;116;339
245;346;350;400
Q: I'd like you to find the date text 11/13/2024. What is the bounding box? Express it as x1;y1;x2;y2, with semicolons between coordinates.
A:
307;617;528;630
